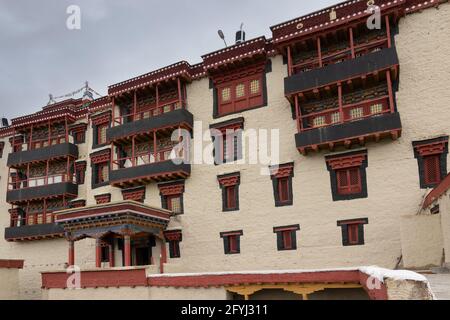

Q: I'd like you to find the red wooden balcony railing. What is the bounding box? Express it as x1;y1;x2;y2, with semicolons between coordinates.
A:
298;96;390;132
111;147;184;171
8;173;75;191
11;134;72;153
113;99;185;127
287;16;392;76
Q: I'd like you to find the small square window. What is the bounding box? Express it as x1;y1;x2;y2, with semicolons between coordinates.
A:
313;116;326;127
167;195;182;214
350;107;364;119
331;112;341;124
370;103;383;114
274;225;299;251
95;162;109;185
221;88;231;102
337;219;368;246
250;79;260;94
235;83;245;98
220;231;243;254
96;124;108;145
336;167;361;195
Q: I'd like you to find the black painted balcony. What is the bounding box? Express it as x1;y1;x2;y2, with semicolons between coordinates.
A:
6;182;78;203
284;47;399;96
295;112;402;154
107;109;194;143
7;142;78;167
4;223;64;241
109;160;191;187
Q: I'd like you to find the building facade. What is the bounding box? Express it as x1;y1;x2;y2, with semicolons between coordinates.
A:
0;0;449;300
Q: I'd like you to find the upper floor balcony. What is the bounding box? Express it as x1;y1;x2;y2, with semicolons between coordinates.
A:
6;158;78;204
8;120;78;167
293;74;401;154
108;74;193;144
109;132;191;188
283;15;398;97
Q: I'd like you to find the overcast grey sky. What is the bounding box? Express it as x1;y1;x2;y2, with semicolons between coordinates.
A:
0;0;337;119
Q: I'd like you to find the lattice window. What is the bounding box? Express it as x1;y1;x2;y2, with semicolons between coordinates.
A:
313;116;326;127
235;83;245;98
350;107;364;119
331;112;341;124
221;87;231;101
167;195;182;214
423;155;441;185
250;79;260;94
370;103;383;114
336;167;361;195
97;124;108;145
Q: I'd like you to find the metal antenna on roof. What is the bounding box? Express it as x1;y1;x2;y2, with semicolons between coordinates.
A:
218;29;227;47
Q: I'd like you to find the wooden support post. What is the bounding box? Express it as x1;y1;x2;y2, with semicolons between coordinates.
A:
95;239;102;268
294;95;301;132
317;37;322;67
338;83;344;123
386;70;395;113
133;90;137;121
111;96;115;126
160;240;167;274
287;45;293;76
349;27;355;58
48;120;51;146
109;242;115;268
68;240;75;266
131;135;136;167
65;116;69;143
124;235;131;267
177;78;182;108
153;130;157;162
29;124;33;150
110;143;115;170
385;15;391;48
156;84;159;113
302;293;309;300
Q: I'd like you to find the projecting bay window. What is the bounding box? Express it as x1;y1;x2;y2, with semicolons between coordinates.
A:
164;230;182;259
326;150;368;201
269;163;294;207
337;218;368;246
159;182;185;215
273;225;300;251
413;136;449;189
220;230;243;255
218;172;240;212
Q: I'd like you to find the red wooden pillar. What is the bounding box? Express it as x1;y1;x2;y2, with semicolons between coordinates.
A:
68;240;75;266
385;15;391;48
294;95;302;132
349;27;355;58
48;120;51;146
156;84;159;113
111;96;115;126
386;70;395;113
287;45;292;76
124;235;131;267
160;240;167;274
64;116;69;143
177;78;182;108
95;239;102;268
131;135;136;167
153;130;157;162
29;124;33;150
133;90;137;121
109;242;115;268
317;37;322;67
338;83;344;123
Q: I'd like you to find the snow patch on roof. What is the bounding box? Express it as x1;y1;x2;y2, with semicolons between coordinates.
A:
358;266;428;283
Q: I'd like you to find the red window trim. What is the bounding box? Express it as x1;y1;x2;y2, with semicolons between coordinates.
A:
423;154;441;185
278;177;290;202
282;230;293;249
228;235;238;253
217;74;264;116
336;167;362;196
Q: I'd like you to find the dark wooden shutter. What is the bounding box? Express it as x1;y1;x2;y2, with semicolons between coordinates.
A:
424;155;440;185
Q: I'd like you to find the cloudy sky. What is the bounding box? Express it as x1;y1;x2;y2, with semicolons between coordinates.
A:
0;0;337;120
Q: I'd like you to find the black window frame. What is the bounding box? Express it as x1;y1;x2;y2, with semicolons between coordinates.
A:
337;218;368;246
